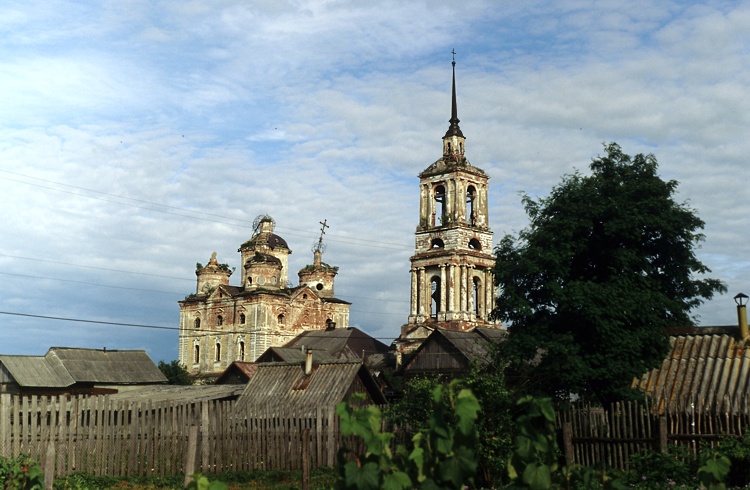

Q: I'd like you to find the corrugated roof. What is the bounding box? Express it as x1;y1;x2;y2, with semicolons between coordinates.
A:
0;348;166;388
235;360;385;415
47;348;167;384
0;355;75;387
633;334;750;414
257;347;338;363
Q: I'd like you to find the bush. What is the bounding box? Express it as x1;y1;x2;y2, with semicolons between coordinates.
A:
0;455;44;490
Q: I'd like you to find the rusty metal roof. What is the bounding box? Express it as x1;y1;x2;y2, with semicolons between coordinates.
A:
633;333;750;414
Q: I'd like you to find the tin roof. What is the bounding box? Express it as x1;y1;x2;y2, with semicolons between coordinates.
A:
633;333;750;414
283;327;389;360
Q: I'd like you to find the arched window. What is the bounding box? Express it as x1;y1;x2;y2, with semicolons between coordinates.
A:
217;315;223;326
215;342;221;362
194;318;201;329
239;313;246;324
193;344;200;364
466;185;476;225
468;238;482;250
473;277;481;316
434;185;446;226
277;314;285;325
431;238;444;249
430;276;441;318
239;341;245;361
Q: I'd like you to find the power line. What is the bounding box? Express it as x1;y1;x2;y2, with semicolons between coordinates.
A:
0;311;401;341
0;271;184;296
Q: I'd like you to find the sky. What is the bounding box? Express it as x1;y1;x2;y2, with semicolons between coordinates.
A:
1;1;749;364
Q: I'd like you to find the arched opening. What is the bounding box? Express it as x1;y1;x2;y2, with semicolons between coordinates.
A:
215;342;221;362
247;277;253;286
472;276;483;318
217;315;223;326
468;238;482;250
193;344;200;364
434;185;446;226
239;313;246;324
277;314;285;325
194;318;201;329
239;341;245;361
466;185;476;225
430;276;441;318
431;238;444;249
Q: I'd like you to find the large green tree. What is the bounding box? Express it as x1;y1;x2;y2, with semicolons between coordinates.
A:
493;143;726;405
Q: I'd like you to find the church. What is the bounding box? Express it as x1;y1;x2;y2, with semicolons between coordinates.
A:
177;216;351;376
177;58;501;374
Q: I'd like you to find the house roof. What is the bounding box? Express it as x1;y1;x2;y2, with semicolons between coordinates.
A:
633;332;750;414
0;348;166;388
283;327;389;360
234;360;386;415
256;347;338;364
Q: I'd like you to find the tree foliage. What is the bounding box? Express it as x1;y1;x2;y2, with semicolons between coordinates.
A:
493;143;726;405
158;359;193;385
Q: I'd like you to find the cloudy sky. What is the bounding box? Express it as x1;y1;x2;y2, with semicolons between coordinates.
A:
1;1;748;364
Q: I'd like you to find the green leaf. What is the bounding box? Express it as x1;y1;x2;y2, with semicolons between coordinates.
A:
522;462;552;490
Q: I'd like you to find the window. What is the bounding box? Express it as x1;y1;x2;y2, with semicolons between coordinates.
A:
468;238;481;250
466;186;476;224
316;283;324;291
215;342;221;362
434;185;446;226
473;277;482;317
239;313;246;324
217;315;223;326
278;314;285;325
193;345;200;364
239;341;245;361
430;276;441;318
431;238;444;248
194;318;201;329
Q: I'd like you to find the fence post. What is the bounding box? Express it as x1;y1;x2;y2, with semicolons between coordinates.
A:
658;415;668;452
0;393;9;458
562;421;575;466
44;439;55;490
301;427;310;490
184;425;199;487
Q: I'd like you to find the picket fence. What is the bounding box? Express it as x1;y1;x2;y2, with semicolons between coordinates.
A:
559;399;750;470
0;393;345;483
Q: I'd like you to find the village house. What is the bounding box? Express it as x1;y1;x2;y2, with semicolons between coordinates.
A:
178;216;351;377
0;347;166;395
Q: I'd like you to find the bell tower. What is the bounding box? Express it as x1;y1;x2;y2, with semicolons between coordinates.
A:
401;56;498;346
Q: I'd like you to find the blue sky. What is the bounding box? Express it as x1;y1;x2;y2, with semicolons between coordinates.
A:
1;1;748;364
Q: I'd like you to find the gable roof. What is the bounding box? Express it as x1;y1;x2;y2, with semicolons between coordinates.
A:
0;348;166;388
283;327;389;360
402;327;506;376
633;332;750;414
234;360;386;415
256;347;338;364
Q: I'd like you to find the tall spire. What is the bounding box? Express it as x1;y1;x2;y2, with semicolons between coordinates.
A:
444;49;464;139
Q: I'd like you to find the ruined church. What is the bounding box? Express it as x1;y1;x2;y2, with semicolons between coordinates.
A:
178;217;351;376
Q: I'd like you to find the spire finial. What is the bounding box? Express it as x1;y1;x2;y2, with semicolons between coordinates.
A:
444;49;464;140
312;219;329;254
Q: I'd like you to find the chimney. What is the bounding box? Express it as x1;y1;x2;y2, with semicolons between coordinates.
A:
305;348;313;375
736;293;749;339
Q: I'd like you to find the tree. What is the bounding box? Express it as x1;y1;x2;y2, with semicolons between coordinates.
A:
493;143;726;405
158;359;193;385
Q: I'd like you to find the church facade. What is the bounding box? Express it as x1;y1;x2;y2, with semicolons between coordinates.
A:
398;59;500;355
178;216;350;376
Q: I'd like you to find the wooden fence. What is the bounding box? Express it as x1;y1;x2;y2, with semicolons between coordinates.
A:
0;393;344;482
559;400;750;470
